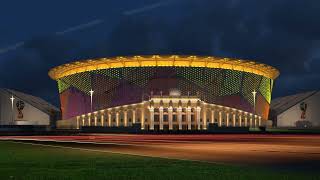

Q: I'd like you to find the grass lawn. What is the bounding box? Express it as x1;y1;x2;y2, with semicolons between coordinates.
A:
0;141;319;180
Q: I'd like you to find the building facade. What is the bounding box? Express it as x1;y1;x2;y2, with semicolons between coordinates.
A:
57;95;262;130
270;91;320;128
0;88;60;126
50;55;279;130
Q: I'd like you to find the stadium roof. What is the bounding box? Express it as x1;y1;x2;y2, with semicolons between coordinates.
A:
48;55;280;80
0;88;59;115
270;90;319;116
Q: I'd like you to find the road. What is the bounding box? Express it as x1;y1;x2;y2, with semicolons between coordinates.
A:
1;134;320;170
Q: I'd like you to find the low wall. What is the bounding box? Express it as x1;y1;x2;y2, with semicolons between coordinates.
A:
56;118;77;129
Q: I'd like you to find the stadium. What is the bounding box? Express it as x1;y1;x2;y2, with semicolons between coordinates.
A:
49;55;279;131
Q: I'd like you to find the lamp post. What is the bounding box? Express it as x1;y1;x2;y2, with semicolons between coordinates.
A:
10;95;15;124
252;90;257;127
89;89;94;113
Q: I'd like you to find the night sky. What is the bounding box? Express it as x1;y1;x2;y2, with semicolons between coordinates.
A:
1;0;320;106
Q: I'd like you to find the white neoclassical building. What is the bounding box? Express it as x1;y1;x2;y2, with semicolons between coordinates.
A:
58;95;262;130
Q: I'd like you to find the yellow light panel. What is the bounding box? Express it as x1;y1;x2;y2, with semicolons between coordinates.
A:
48;55;280;80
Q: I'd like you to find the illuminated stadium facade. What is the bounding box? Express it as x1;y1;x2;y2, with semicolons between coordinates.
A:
49;55;279;130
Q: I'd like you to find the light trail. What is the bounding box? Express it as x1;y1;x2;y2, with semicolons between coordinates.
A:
55;19;104;35
11;141;226;166
123;0;175;16
2;134;320;168
1;1;177;55
0;41;25;54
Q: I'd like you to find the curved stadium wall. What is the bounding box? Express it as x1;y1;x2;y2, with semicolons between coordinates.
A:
49;55;279;120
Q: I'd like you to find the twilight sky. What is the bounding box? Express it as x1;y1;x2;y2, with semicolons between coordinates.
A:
0;0;320;106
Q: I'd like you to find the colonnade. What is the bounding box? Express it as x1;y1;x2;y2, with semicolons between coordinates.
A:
75;98;262;130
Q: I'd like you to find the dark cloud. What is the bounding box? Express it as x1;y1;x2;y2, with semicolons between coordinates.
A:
267;0;320;40
0;36;79;105
1;0;320;106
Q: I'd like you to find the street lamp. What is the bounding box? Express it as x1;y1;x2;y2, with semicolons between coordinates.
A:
10;95;15;124
252;90;257;127
89;89;94;113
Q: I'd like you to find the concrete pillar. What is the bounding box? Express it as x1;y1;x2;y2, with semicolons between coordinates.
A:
254;115;257;127
82;115;85;126
94;112;98;126
226;112;229;127
108;112;112;127
210;109;215;124
88;113;91;126
116;112;120;127
159;107;164;130
258;116;261;127
202;106;207;130
149;107;154;130
124;110;128;127
187;107;191;130
100;110;104;127
250;114;253;127
168;106;173;130
244;115;248;127
76;116;80;129
239;114;242;127
132;110;136;124
177;107;182;130
232;113;236;127
218;111;222;127
141;108;145;130
196;106;201;130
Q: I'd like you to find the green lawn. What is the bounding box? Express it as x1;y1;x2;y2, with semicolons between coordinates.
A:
0;141;319;180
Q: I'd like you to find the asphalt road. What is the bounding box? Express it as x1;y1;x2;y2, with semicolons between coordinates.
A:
2;134;320;170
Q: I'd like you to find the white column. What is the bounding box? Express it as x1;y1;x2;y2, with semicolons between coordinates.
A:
108;112;112;127
202;106;207;130
132;110;136;124
244;114;248;127
232;113;236;127
218;111;222;127
82;115;85;126
187;107;191;130
159;107;164;130
259;116;262;127
177;107;182;130
124;110;128;127
100;110;104;127
76;116;80;129
196;106;201;130
116;112;120;127
168;106;173;130
250;114;253;127
94;112;98;126
239;114;242;127
210;109;215;124
254;115;257;127
141;108;145;130
226;112;229;127
149;107;154;130
88;113;91;126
